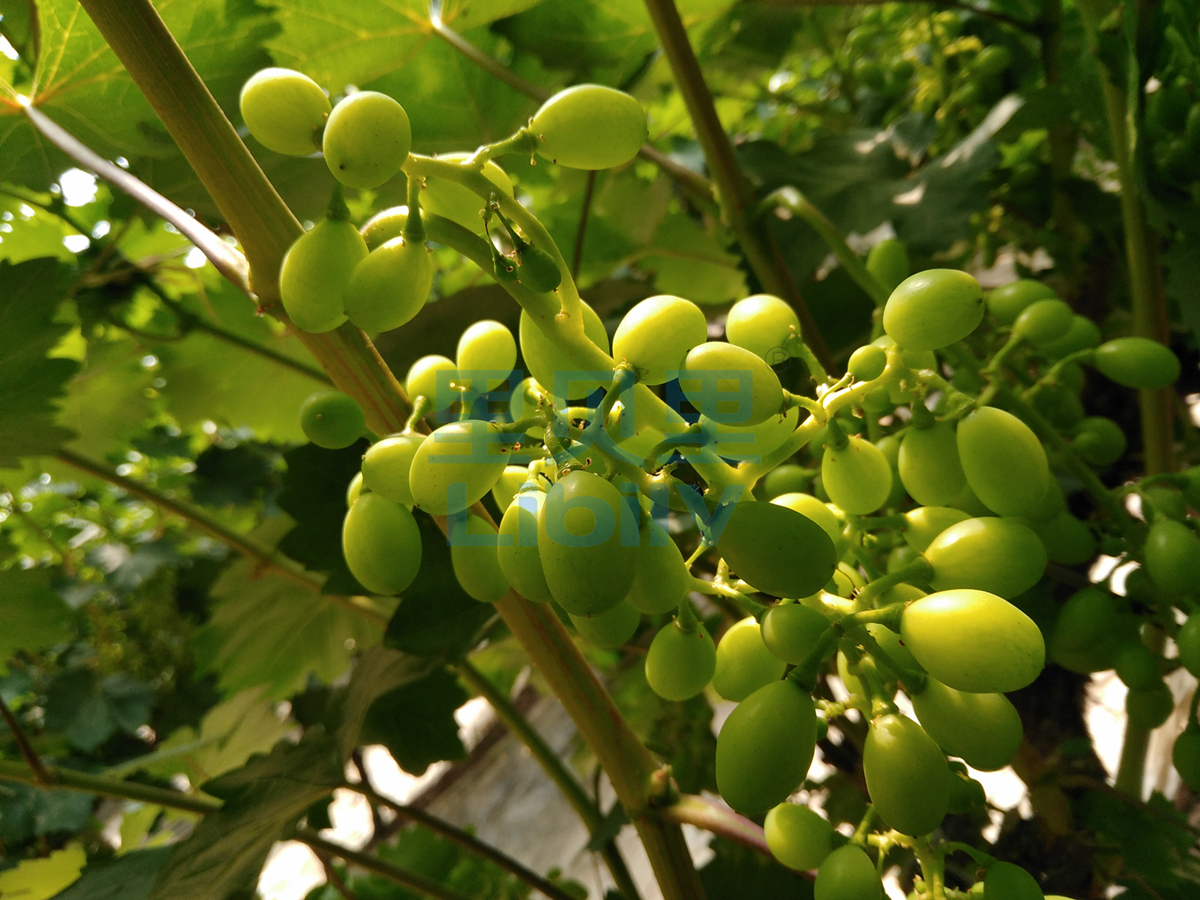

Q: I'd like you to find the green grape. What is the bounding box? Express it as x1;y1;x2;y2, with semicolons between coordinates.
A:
456;320;517;393
408;420;509;516
491;465;528;514
701;405;799;462
926;517;1047;599
724;294;800;363
300;391;366;449
1173;731;1200;791
1184;465;1200;510
1142;485;1187;520
866;239;909;294
497;489;553;603
342;493;422;595
680;342;784;427
829;561;866;598
1051;587;1117;653
346;471;363;507
1071;416;1126;466
344;236;432;333
714;500;837;598
450;513;509;603
984;862;1045;900
361;433;423;505
1091;337;1181;390
645;617;716;701
910;677;1023;771
625;519;689;615
764;803;833;871
537;471;638;616
973;44;1013;77
612;295;708;385
323;90;411;189
987;280;1057;325
280;216;367;333
715;679;817;814
420;153;513;235
1027;511;1096;566
814;845;881;900
771;492;847;559
518;303;610;401
1039;315;1101;358
517;245;562;293
882;269;984;351
530;84;646;170
947;766;983;814
1125;682;1174;730
1144;518;1200;595
1022;477;1066;525
898;421;967;507
761;601;832;665
1176;615;1200;678
957;407;1049;517
239;67;330;156
900;589;1045;693
712;616;787;701
872;334;938;373
405;355;459;411
862;713;950;835
848;344;888;382
761;465;811;499
570;600;640;649
360;206;407;250
1113;641;1162;691
822;434;893;515
903;506;971;553
867;621;922;670
1012;298;1073;346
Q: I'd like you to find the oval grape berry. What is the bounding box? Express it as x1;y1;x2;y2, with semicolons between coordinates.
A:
300;391;366;449
956;407;1049;517
883;269;984;351
342;493;422;595
531;84;647;170
240;68;329;156
323;91;411;189
613;295;708;385
280;216;366;333
645;618;716;701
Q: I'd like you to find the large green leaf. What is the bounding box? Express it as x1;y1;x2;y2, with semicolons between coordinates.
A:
0;567;72;673
191;517;384;700
43;668;154;752
50;848;173;900
0;257;79;467
360;668;468;776
0;844;86;900
0;0;277;191
149;730;343;900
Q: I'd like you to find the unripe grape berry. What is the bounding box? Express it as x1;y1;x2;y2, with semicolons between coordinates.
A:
491;465;528;514
299;391;366;449
323;91;412;189
866;239;909;294
1040;315;1102;358
987;279;1057;325
956;407;1049;517
406;355;459;411
1072;416;1126;467
518;245;562;293
848;344;888;381
645;618;716;701
240;68;330;156
344;236;432;334
714;500;837;599
1113;641;1162;691
712;616;786;702
497;489;553;604
360;206;408;250
280;217;367;333
822;434;893;515
911;677;1023;771
1126;682;1174;730
361;433;424;505
863;713;950;835
925;516;1047;600
571;600;640;649
1176;615;1200;678
456;320;517;393
1013;298;1074;346
902;506;970;553
883;269;984;351
342;493;422;595
450;513;509;603
1173;731;1200;791
771;492;848;559
898;421;966;507
680;342;784;427
1143;518;1200;595
625;519;690;615
408;420;509;516
1091;337;1181;390
983;862;1044;900
519;303;610;401
531;84;647;170
764;803;834;871
725;294;800;363
613;295;708;385
814;845;881;900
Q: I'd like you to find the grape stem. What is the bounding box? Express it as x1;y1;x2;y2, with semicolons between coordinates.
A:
852;559;934;611
789;606;906;691
403;396;433;433
913;836;948;900
847;622;927;694
851;805;879;845
655;794;771;858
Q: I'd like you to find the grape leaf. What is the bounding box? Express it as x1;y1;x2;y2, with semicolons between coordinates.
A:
0;194;76;264
149;729;343;900
0;0;276;192
49;847;173;900
699;838;812;899
0;257;79;467
332;645;438;760
0;782;94;844
191;517;384;700
382;513;496;659
276;440;370;594
0;567;72;673
43;668;154;752
117;686;292;784
640;211;747;304
360;668;468;776
0;844;86;900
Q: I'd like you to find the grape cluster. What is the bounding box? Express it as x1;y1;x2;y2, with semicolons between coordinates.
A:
248;65;1194;900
